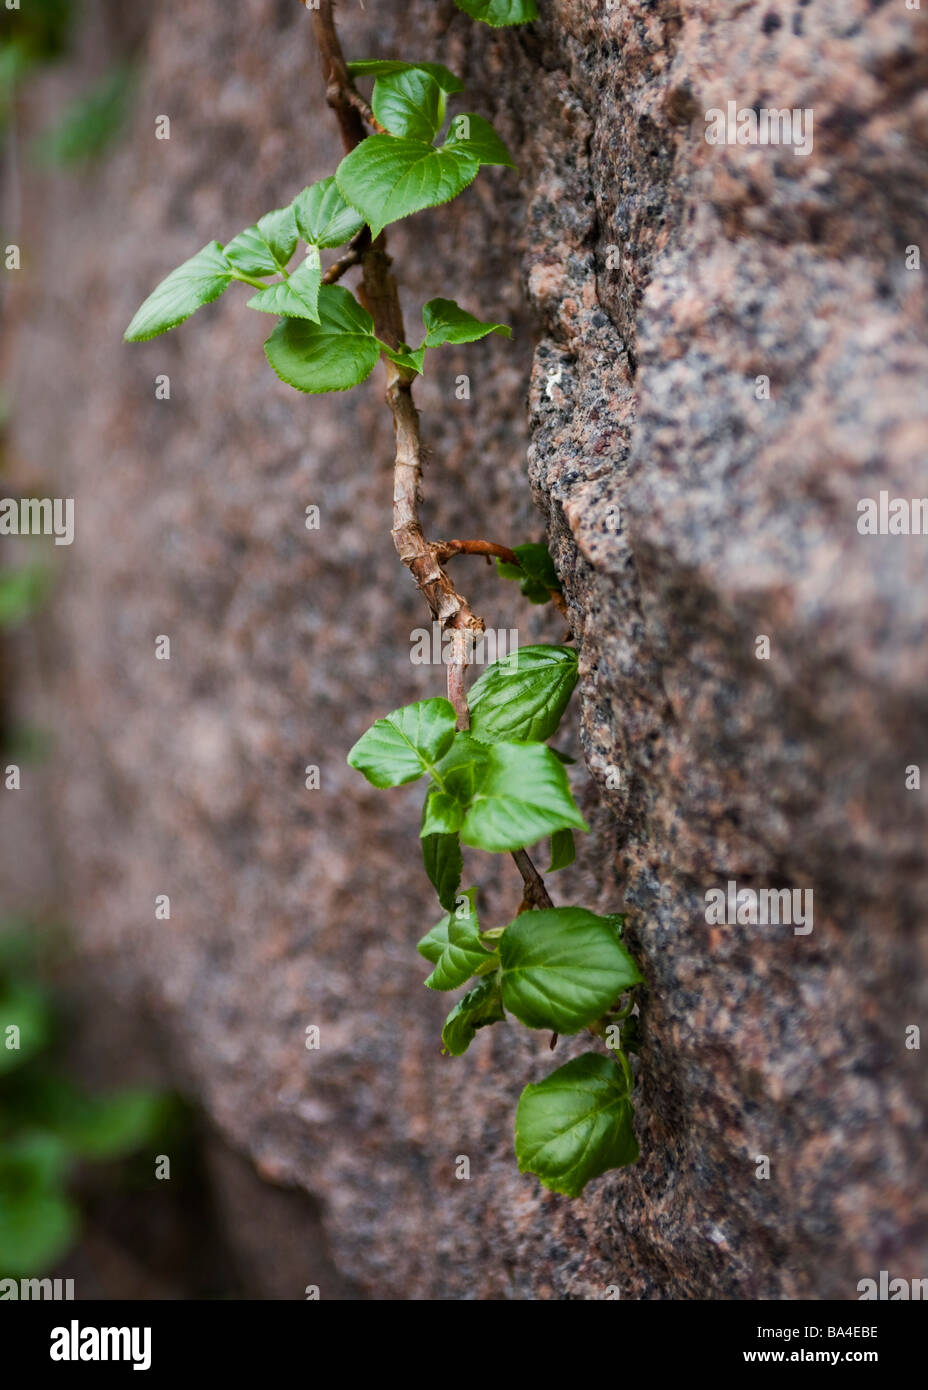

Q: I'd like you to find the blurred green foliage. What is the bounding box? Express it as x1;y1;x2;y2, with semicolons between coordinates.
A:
0;563;49;630
0;0;73;132
0;924;172;1277
33;64;134;166
2;0;132;164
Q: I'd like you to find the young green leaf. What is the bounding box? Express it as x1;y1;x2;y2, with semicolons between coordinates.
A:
247;251;321;321
422;297;510;347
442;979;505;1056
416;889;490;990
460;741;587;851
224;204;298;275
548;828;576;872
264;284;381;393
372;68;444;142
443;112;515;167
468;644;578;744
378;341;427;375
347;59;465;94
431;731;490;805
515;1052;638;1198
421;830;463;912
454;0;539;26
421;783;465;836
495;540;563;604
348;696;457;787
38;1084;169;1160
292;176;365;249
335;136;479;240
124;241;231;341
498;906;641;1033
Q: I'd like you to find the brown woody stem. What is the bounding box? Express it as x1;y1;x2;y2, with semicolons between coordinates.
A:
308;0;554;907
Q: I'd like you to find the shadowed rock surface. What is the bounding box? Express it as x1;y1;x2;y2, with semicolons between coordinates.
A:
2;0;925;1298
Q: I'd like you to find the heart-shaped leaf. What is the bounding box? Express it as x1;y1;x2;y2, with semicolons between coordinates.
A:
335;136;479;240
515;1052;638;1198
264;284;381;393
459;741;587;852
348;696;457;787
499;906;641;1032
372;69;444;142
469;644;578;744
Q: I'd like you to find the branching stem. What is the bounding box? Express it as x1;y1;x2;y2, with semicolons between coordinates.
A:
309;0;556;912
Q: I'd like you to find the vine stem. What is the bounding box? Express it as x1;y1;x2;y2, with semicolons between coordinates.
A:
306;0;555;913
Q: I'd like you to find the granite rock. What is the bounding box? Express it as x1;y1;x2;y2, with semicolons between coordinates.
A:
1;0;925;1298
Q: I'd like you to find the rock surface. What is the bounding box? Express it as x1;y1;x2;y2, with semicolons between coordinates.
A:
2;0;926;1298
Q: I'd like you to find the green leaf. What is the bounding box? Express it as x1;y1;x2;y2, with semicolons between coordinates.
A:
0;980;52;1073
124;241;231;341
36;1083;168;1160
348;696;457;787
0;565;49;629
247;251;321;321
421;783;464;836
264;284;381;394
422;297;510;347
0;1184;78;1276
335;135;479;240
548;828;576;872
224;204;298;275
444;112;515;167
347;60;465;94
499;907;641;1033
495;541;562;603
460;741;587;852
416;889;490;990
513;541;561;589
442;980;505;1055
454;0;539;26
378;341;427;375
515;1052;638;1198
0;1134;77;1274
431;732;490;804
421;831;463;913
469;644;578;744
292;177;365;249
372;69;444;142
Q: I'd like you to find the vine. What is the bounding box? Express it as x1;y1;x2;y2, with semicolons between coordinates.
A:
124;0;641;1198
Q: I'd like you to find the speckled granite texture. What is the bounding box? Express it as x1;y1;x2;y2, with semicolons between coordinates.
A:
2;0;926;1298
